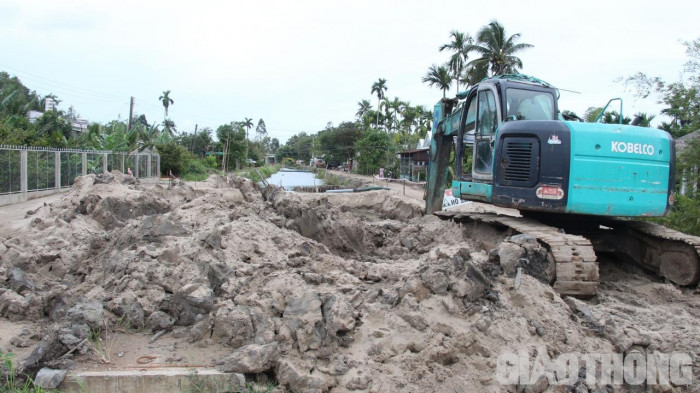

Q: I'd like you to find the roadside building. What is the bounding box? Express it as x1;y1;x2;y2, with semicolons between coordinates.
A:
398;148;429;182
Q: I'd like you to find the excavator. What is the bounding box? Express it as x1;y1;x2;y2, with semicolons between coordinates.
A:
425;74;700;296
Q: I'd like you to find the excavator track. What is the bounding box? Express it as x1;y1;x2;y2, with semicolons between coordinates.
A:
434;209;700;297
589;219;700;287
435;211;599;297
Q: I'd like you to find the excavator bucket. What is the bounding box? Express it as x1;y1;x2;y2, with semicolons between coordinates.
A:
425;128;453;215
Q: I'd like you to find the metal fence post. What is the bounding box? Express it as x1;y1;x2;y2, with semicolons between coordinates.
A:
103;153;108;173
147;153;152;178
20;150;27;202
121;153;125;173
156;155;160;177
81;152;87;176
55;151;61;190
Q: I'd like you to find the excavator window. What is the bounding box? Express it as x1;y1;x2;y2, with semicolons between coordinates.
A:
477;90;498;135
474;89;498;174
506;88;555;120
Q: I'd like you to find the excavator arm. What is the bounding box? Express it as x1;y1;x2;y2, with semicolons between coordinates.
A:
425;98;458;215
425;128;452;215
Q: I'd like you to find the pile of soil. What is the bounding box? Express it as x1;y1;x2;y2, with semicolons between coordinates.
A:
1;172;698;392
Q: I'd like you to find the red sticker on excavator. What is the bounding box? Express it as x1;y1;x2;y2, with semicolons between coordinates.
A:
536;185;564;200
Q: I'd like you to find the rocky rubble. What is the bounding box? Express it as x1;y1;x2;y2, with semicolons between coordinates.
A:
1;171;699;392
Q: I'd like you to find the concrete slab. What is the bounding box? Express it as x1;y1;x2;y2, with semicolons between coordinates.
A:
58;368;245;393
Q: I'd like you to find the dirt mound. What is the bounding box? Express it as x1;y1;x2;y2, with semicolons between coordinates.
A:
1;174;699;392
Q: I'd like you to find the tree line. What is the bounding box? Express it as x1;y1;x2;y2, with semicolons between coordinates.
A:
1;22;698;236
0;75;280;179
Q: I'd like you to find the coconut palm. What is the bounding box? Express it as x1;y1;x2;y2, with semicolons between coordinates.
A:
439;30;473;95
371;78;388;129
459;66;483;90
422;64;453;98
159;90;174;117
356;100;372;120
466;20;533;79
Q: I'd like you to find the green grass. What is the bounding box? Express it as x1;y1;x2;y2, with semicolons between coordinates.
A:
243;381;278;393
182;173;210;181
1;350;59;393
644;193;700;236
240;164;282;182
314;169;350;187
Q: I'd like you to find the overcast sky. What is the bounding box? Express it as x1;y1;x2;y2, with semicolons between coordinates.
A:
1;0;697;143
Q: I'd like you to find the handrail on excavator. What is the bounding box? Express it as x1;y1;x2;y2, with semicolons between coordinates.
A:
594;97;624;124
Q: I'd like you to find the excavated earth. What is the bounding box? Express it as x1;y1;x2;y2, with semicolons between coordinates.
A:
0;171;699;392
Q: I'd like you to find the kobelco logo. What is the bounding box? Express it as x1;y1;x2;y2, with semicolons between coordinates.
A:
611;141;655;156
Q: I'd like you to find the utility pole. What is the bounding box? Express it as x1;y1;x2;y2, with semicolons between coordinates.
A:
191;124;198;155
127;96;134;131
245;127;249;167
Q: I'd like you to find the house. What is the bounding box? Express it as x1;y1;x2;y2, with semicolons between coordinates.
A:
27;110;43;124
398;148;429;182
44;97;57;111
26;99;89;134
71;118;88;133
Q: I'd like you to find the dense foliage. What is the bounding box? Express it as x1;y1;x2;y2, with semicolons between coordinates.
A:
626;38;700;234
0;72;276;178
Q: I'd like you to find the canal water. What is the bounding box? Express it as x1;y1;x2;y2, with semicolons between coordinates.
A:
265;169;323;190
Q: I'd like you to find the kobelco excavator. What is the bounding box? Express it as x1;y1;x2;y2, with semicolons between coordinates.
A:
425;74;700;296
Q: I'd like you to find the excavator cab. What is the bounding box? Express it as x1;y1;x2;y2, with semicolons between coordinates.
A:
426;74;674;218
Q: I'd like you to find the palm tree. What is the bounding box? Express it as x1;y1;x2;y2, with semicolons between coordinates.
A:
400;104;419;136
422;64;453;98
137;124;161;151
439;30;473;95
243;117;254;163
421;109;433;135
632;112;656;127
370;78;388;129
379;100;392;132
159;90;174;117
465;20;533;79
162;119;176;136
459;66;483;90
388;97;404;132
356;100;372;120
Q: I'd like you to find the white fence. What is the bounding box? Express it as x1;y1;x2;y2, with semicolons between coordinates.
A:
0;145;160;206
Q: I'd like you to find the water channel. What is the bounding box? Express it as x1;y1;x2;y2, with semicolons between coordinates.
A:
265;169;323;190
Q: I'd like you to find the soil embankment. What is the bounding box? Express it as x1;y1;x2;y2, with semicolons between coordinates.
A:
0;171;699;392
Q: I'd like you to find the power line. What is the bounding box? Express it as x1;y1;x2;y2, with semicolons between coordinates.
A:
0;63;124;100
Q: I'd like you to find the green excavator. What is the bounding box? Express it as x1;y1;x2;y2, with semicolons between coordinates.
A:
425;74;699;296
